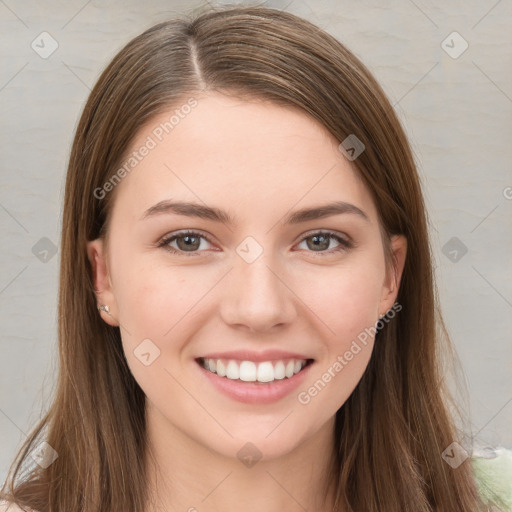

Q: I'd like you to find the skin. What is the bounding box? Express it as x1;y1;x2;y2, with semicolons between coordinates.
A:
87;91;407;512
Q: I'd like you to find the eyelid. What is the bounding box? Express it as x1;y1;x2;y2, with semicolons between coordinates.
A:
296;228;351;243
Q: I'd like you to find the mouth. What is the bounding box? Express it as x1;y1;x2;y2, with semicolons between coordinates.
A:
195;357;315;384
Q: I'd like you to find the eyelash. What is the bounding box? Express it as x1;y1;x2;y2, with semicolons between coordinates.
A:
157;229;353;258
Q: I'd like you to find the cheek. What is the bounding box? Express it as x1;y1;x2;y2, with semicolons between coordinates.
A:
301;257;385;344
295;262;383;415
112;257;219;365
112;264;198;398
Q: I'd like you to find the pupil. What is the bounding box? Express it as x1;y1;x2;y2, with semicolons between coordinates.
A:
310;235;328;250
180;235;199;250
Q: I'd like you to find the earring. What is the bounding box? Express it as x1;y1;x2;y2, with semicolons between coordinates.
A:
97;304;110;314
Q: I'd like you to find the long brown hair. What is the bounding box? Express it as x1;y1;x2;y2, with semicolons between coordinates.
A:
1;4;490;511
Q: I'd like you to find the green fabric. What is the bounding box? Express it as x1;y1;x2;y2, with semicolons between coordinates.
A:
472;449;512;511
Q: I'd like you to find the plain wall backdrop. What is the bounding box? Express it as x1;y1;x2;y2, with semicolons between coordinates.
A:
1;0;511;483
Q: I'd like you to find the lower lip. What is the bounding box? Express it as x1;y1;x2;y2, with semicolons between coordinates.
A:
196;360;314;404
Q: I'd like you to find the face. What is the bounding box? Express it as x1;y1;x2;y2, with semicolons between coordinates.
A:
87;91;406;462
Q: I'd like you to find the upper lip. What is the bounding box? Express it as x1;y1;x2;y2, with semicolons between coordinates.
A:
197;349;313;363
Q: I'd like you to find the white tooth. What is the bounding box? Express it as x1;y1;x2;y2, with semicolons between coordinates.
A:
207;358;306;381
239;361;257;381
216;359;226;377
226;360;240;380
258;361;274;382
257;361;275;382
274;361;285;379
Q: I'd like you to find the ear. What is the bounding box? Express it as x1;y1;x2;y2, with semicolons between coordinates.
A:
86;238;119;327
378;234;407;317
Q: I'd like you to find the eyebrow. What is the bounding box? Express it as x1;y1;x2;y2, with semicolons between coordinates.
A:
140;199;370;225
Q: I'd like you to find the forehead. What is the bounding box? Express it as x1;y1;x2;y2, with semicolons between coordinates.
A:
109;92;378;226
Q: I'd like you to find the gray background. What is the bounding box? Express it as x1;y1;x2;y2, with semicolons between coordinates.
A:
1;0;511;482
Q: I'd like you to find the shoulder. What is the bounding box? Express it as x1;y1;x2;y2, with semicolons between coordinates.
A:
0;500;38;512
471;447;512;511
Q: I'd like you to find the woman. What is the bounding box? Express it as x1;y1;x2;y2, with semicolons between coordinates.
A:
0;4;506;511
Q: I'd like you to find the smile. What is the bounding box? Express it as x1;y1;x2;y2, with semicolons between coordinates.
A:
197;357;313;383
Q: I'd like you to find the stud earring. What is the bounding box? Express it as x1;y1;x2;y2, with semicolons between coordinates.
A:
97;304;110;314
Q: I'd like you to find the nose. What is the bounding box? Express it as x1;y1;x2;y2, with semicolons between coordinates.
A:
219;251;297;333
